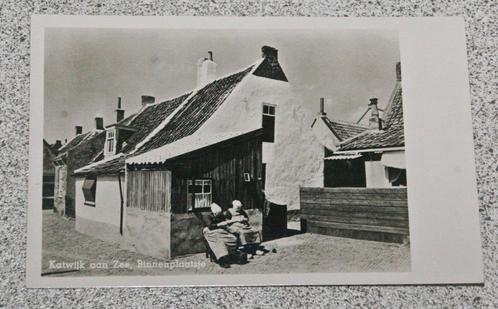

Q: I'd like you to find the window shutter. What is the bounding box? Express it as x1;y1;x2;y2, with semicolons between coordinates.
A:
262;114;275;142
82;177;97;203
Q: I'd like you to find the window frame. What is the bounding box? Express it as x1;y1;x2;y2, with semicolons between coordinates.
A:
262;102;276;143
105;128;116;155
386;167;407;187
186;178;213;212
262;102;276;116
82;176;97;207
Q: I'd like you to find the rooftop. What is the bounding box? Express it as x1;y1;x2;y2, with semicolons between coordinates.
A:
337;83;404;152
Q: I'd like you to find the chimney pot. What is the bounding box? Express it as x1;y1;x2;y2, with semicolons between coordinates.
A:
116;97;125;122
396;62;402;82
95;117;104;130
75;126;83;135
53;140;62;150
319;98;326;116
369;98;378;106
141;95;155;107
208;51;213;61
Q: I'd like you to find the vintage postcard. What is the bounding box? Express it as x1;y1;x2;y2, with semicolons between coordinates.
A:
27;16;483;287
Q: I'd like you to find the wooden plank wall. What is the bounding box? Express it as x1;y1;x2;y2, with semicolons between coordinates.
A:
127;170;171;212
300;187;409;243
170;136;263;213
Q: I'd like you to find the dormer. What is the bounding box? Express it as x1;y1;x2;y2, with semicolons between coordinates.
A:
104;99;137;157
104;124;137;157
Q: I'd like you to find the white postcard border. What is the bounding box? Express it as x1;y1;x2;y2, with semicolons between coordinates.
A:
27;15;483;288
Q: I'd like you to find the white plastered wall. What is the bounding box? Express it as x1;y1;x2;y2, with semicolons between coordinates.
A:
365;161;391;188
197;74;324;210
75;175;122;241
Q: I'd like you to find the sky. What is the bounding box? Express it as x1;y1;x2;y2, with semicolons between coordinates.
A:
44;28;399;143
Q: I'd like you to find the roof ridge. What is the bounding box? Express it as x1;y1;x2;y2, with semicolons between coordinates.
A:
382;81;402;128
195;60;259;90
130;89;200;154
131;62;257;155
57;129;96;154
143;90;192;108
326;117;369;128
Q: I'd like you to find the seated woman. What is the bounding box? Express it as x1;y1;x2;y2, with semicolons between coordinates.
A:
202;203;238;268
225;200;264;257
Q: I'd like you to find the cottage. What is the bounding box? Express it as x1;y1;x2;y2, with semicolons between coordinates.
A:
312;62;406;188
302;62;409;243
52;121;106;217
42;139;61;209
73;46;323;258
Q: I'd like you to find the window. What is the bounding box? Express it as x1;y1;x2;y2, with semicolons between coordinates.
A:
262;103;276;142
82;176;97;206
387;167;407;187
106;129;115;154
187;179;212;211
263;103;275;116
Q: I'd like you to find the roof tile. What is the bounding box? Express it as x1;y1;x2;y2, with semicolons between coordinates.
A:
75;66;253;175
322;117;368;141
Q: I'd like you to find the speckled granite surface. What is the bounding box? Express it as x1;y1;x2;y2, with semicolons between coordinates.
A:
0;1;496;307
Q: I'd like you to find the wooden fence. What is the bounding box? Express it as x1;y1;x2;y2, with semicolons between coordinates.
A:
300;187;409;243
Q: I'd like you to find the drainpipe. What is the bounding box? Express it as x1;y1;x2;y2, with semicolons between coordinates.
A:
118;172;124;235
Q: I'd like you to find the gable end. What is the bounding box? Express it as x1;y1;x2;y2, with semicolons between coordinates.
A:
252;57;288;82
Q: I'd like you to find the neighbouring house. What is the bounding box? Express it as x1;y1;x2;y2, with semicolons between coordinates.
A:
312;62;406;188
53;121;106;217
73;46;323;258
42;139;61;209
302;62;409;243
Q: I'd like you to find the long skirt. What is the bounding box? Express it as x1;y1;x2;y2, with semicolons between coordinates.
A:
203;227;238;260
226;223;262;246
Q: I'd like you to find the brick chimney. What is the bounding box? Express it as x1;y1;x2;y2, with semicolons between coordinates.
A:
396;62;402;82
141;95;155;107
116;97;125;122
197;51;217;88
262;45;278;61
368;98;382;130
95;117;104;130
319;97;326;117
53;140;62;150
75;125;82;135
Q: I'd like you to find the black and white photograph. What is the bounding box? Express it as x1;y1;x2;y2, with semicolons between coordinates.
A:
27;16;483;287
40;26;410;277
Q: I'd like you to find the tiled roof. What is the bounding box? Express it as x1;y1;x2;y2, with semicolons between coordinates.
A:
338;84;404;151
75;65;253;176
321;117;368;141
56;130;102;159
136;66;253;153
56;133;88;156
116;113;136;126
75;155;126;176
120;93;191;153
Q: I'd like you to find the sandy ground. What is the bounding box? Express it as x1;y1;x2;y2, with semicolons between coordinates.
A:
42;212;410;277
